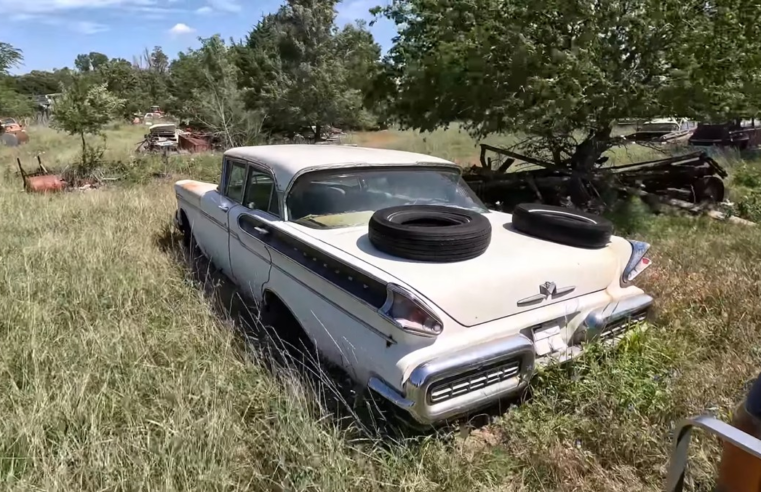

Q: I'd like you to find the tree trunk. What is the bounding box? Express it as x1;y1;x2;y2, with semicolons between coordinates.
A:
314;123;322;142
80;132;87;169
567;126;613;207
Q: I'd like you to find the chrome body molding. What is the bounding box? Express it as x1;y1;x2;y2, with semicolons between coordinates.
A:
369;294;655;425
584;294;653;331
369;335;535;425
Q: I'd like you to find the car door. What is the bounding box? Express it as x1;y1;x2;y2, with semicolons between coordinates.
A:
228;166;281;302
197;158;247;276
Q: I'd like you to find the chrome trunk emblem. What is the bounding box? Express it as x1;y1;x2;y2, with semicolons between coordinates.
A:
517;282;576;306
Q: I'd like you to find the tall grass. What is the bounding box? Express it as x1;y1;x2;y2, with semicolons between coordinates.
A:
1;126;761;490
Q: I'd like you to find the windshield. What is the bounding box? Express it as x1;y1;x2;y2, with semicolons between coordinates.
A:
288;166;487;229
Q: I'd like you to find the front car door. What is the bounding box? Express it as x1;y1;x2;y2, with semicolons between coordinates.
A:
197;158;247;276
228;165;281;302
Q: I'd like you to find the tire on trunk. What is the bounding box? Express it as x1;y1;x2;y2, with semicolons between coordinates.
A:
368;205;492;262
511;203;613;249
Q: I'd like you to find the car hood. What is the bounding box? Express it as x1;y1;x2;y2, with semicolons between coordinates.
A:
296;212;627;327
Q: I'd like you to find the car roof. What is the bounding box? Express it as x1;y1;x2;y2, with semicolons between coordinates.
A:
223;144;457;192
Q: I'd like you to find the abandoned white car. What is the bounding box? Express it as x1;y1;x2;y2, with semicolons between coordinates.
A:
173;145;653;425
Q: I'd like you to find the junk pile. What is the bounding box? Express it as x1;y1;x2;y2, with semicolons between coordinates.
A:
1;118;30;147
463;144;745;223
136;123;218;154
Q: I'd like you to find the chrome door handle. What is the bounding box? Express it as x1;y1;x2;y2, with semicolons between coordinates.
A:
253;226;269;235
218;204;230;212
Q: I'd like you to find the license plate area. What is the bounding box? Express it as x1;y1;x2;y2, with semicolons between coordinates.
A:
533;322;568;356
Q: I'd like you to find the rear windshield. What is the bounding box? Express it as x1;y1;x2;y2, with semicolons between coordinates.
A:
287;166;487;229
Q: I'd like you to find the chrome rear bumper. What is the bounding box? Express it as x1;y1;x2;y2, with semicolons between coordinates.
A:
368;293;654;425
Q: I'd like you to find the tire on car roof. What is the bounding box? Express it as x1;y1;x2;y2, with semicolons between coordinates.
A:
511;203;613;249
368;205;492;262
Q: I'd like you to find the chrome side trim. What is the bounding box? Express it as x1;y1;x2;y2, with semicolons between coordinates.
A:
584;294;653;331
403;334;535;424
666;416;761;492
368;377;414;410
266;254;396;345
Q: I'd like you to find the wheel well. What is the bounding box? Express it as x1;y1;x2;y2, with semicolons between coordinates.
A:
261;289;314;348
263;290;292;317
179;209;190;232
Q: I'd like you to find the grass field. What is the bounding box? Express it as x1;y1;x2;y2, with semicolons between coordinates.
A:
1;125;761;490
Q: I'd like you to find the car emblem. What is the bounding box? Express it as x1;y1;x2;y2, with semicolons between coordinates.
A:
517;282;576;306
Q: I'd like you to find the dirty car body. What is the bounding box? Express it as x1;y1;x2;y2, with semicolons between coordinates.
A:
173;145;653;425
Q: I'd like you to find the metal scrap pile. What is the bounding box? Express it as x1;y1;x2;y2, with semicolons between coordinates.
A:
464;144;728;213
137;124;220;154
1;118;30;147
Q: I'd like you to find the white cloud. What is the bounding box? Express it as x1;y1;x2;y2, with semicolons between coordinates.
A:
0;0;153;14
208;0;240;13
71;20;110;34
169;23;196;35
196;6;213;14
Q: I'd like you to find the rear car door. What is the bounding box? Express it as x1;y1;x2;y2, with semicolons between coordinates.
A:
228;166;281;301
197;158;247;276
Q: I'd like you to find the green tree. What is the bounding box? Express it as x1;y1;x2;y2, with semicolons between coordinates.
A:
236;0;380;137
0;42;23;74
51;76;124;173
170;36;265;147
376;0;761;181
0;42;33;118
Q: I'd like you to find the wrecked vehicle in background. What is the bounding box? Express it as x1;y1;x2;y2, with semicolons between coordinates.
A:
137;123;180;153
624;118;696;144
1;117;30;147
464;144;728;211
688;119;761;149
173;144;653;425
137;123;219;154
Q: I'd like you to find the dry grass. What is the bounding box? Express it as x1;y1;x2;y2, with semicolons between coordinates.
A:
1;125;761;491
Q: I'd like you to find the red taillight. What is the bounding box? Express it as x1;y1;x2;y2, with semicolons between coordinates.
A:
380;285;443;337
623;240;652;283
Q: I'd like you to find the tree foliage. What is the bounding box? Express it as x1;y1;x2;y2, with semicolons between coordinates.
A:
376;0;761;171
0;42;23;75
171;36;266;147
236;0;381;137
52;77;125;172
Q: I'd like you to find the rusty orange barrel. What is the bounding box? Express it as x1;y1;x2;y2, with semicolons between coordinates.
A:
25;175;65;193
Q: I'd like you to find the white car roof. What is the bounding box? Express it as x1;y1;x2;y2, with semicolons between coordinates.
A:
224;144;457;192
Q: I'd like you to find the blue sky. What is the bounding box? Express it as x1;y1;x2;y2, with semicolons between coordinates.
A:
2;0;396;74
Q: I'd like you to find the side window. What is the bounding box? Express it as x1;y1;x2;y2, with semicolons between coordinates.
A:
244;169;279;216
226;161;247;203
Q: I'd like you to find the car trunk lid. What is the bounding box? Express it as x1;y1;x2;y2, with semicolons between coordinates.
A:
295;212;623;327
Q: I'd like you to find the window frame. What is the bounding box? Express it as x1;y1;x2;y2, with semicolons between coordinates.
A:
243;166;280;217
223;159;249;204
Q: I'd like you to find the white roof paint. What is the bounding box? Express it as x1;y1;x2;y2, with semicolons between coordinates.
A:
223;144;456;192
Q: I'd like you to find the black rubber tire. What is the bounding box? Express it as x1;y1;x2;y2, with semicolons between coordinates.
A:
511;203;612;249
1;133;19;147
694;176;725;204
368;205;492;262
